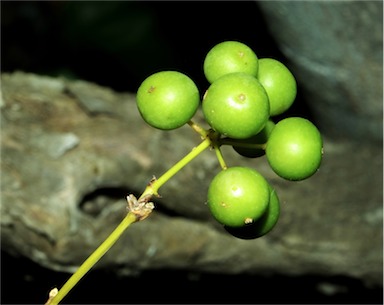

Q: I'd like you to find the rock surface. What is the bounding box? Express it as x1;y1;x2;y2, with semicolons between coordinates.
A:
257;0;383;142
1;72;382;290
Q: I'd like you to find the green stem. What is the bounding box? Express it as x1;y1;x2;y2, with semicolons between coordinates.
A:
187;119;210;138
213;144;227;170
207;131;227;170
47;212;137;305
47;137;212;305
140;137;211;198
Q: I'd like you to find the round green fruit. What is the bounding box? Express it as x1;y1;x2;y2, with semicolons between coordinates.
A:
203;40;259;84
266;117;323;181
232;119;275;158
257;58;297;116
136;71;200;130
224;183;280;239
202;72;270;139
207;166;270;227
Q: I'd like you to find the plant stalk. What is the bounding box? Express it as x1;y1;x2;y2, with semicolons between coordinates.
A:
46;212;137;305
46;137;212;305
140;137;211;198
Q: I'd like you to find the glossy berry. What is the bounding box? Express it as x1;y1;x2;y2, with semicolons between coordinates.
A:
232;119;275;158
136;71;200;130
224;183;280;239
202;72;270;139
207;166;270;227
203;40;259;83
266;117;323;181
257;58;297;116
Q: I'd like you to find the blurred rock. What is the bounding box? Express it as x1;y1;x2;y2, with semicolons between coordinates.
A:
257;1;383;142
1;72;382;291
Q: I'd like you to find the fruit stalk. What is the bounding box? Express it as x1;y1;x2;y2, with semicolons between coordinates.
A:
187;119;210;138
140;136;211;198
46;212;137;305
46;136;212;305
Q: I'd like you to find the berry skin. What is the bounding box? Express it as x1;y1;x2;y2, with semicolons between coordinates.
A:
266;117;323;181
232;119;276;158
257;58;297;116
202;72;270;139
224;183;280;239
207;166;270;227
203;41;259;84
136;71;200;130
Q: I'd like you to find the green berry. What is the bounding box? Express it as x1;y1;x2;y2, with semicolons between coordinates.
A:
207;166;270;227
202;72;270;139
136;71;200;130
203;41;259;83
266;117;323;181
232;119;275;158
257;58;297;116
225;183;280;239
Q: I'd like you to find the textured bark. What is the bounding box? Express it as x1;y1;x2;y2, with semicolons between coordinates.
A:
1;72;382;289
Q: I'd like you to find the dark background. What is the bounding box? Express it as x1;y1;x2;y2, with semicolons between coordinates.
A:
1;1;313;119
3;1;282;93
2;249;382;304
1;1;382;304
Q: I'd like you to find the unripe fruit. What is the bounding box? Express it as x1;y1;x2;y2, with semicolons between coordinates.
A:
225;183;280;239
207;166;270;227
136;71;200;130
202;72;270;139
257;58;297;116
203;40;259;83
266;117;323;181
232;119;275;158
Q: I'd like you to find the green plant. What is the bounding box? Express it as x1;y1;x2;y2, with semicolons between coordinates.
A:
232;119;275;158
207;166;270;227
224;183;280;239
257;57;297;116
266;117;323;181
136;70;200;130
202;72;270;139
203;40;259;83
45;40;323;305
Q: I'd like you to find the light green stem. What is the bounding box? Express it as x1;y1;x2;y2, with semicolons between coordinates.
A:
47;137;212;305
140;137;211;198
47;212;137;305
213;144;227;170
187;119;210;138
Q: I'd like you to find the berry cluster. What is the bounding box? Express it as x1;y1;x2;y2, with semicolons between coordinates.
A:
136;41;323;239
43;41;324;305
